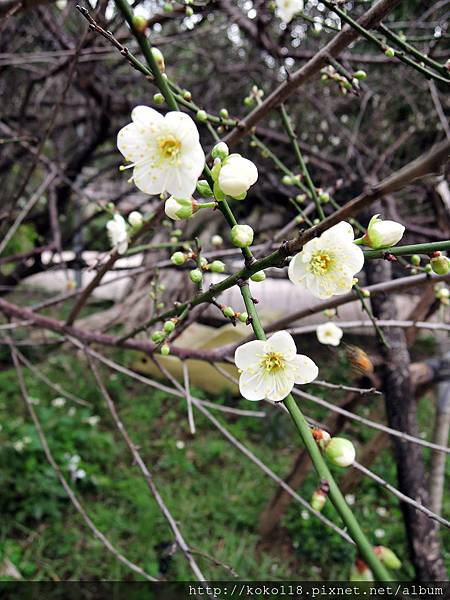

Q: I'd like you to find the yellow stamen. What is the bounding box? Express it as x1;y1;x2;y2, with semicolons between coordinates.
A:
260;351;285;373
158;135;181;161
310;251;333;275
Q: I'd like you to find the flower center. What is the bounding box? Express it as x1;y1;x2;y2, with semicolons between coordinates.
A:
260;351;285;373
310;251;333;275
158;135;181;161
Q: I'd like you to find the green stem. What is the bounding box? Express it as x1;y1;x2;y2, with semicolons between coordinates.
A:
279;105;325;221
364;240;450;259
240;284;390;581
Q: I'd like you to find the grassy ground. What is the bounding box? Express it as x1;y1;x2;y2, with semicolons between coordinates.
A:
0;336;448;581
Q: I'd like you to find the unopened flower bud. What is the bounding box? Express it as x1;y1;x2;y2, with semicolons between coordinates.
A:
238;312;248;323
311;489;327;512
171;251;186;266
160;343;170;356
411;254;421;266
163;3;173;13
282;175;293;186
196;110;208;123
165;197;196;221
210;260;225;273
325;437;356;467
163;320;176;334
374;546;401;569
151;330;165;344
353;70;367;80
151;47;165;72
196;180;213;198
190;268;203;284
350;559;373;582
425;263;433;273
211;142;229;161
185;5;193;16
385;47;395;58
250;270;266;282
211;234;223;247
132;14;148;33
183;90;192;101
231;224;254;248
323;308;337;318
219;108;229;119
431;254;450;275
364;214;405;249
128;211;143;227
319;191;330;203
435;286;449;305
223;306;235;318
218;154;258;198
153;92;165;105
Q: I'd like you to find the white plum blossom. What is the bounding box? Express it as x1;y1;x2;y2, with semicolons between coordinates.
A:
288;221;364;299
218;154;258;198
234;330;318;402
52;397;66;408
364;214;405;249
117;106;205;198
106;214;128;254
316;322;343;347
275;0;303;23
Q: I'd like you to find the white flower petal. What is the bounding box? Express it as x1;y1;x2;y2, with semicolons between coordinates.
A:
117;122;151;163
165;111;201;146
289;354;319;384
239;369;267;401
288;251;308;285
234;340;266;370
131;105;164;129
266;371;295;401
133;163;170;195
322;221;355;242
266;330;297;358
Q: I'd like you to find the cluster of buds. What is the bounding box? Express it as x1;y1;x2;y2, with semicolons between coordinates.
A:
170;249;227;284
221;305;249;324
244;85;264;107
151;318;178;355
320;65;360;96
312;429;356;467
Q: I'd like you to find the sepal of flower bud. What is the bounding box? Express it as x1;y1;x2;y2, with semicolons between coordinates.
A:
431;254;450;275
151;47;165;72
374;546;401;569
165;197;196;221
171;251;186;266
128;211;143;227
211;142;229;161
210;260;225;273
325;437;356;467
364;214;405;249
196;180;213;198
250;270;266;282
231;224;254;248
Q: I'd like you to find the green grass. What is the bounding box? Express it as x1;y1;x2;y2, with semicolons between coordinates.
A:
0;341;448;581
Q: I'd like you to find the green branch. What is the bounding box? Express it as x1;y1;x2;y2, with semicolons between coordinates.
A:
364;240;450;259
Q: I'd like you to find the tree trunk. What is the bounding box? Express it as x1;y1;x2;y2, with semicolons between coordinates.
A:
366;257;447;581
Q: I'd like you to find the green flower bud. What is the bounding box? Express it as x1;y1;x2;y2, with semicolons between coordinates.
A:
219;108;229;119
238;312;248;323
171;251;186;266
353;70;367;80
362;289;371;298
153;93;165;105
250;270;266;282
190;268;203;284
374;546;401;570
211;141;229;161
163;320;176;333
425;263;433;273
325;437;356;467
163;3;173;13
132;15;147;33
231;224;254;248
160;343;170;356
196;179;213;197
165;197;196;221
185;6;193;16
151;330;165;344
411;254;421;266
364;214;405;249
319;191;330;203
196;110;208;123
151;47;165;72
431;255;450;275
385;47;395;58
244;96;254;107
223;306;235;318
282;175;293;186
311;489;327;513
211;234;223;247
210;260;225;273
183;90;192;101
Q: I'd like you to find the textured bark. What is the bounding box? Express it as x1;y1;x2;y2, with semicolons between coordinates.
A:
366;258;447;581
